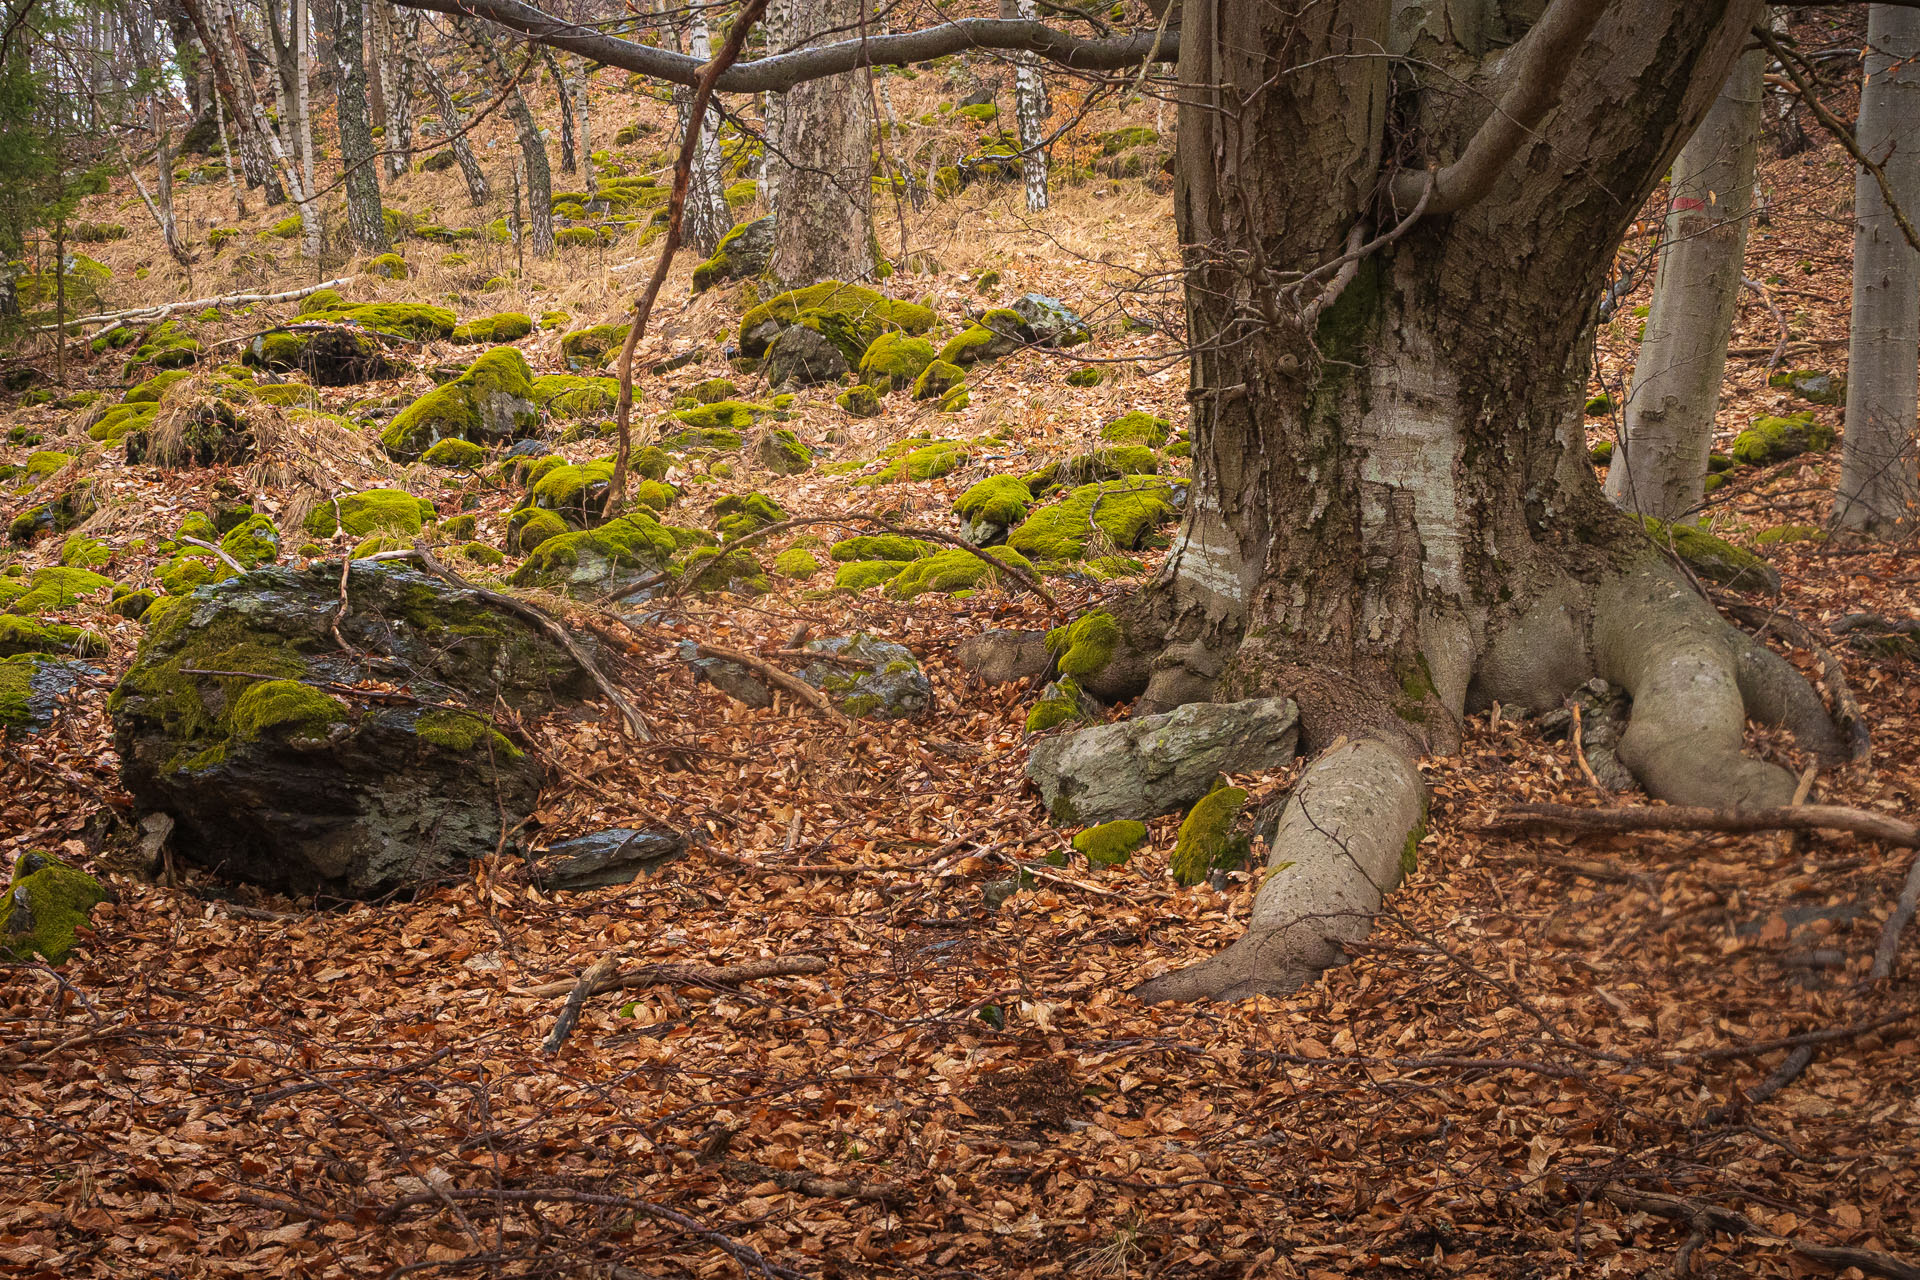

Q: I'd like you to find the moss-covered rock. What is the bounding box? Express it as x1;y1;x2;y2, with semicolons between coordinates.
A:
1;852;110;964
110;563;591;895
242;324;407;386
750;427;811;476
888;544;1032;597
1024;446;1160;492
510;512;678;594
121;320;202;373
381;348;540;459
452;312;534;343
506;507;570;554
858;332;938;392
1008;480;1176;563
1170;784;1249;886
773;547;820;579
304;487;436;539
738;281;935;360
863;438;970;485
911;359;966;401
793;635;932;719
1065;367;1103;388
635;479;677;512
1637;516;1779;592
833;559;912;592
1766;368;1843;406
1100;410;1172;448
6;566;113;612
531;373;620;418
954;475;1034;542
0;615;108;658
365;252;409;279
1731;412;1835;466
423;438;487;468
1046;610;1120;682
1073;818;1146;867
218;515;280;568
936;309;1027;367
830;534;936;562
1;654;101;735
1025;676;1095;733
559;322;629;369
528;458;616;524
836;384;882;417
299;302;456;340
691;215;775;292
299;288;346;315
1097;126;1159;154
123;368;191;404
713;491;786;540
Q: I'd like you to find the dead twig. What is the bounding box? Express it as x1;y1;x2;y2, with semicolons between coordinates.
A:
175;535;248;576
1604;1186;1920;1280
691;637;844;720
1483;802;1918;848
515;954;828;999
722;1159;914;1209
540;953;618;1053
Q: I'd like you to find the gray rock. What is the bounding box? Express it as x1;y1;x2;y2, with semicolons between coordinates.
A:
677;640;773;708
958;513;1009;547
537;827;688;888
244;325;406;386
0;656;102;736
111;563;593;898
1025;698;1300;825
763;323;850;389
1008;293;1091;348
956;629;1049;684
697;215;774;292
798;635;932;719
960;87;996;107
504;438;552;460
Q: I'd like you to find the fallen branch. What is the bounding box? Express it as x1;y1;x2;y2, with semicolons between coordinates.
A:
540;953;618;1053
723;1160;914;1209
409;541;652;741
1716;596;1871;762
515;954;828;999
691;638;843;720
34;276;354;336
1484;802;1918;848
1604;1187;1920;1280
1871;847;1920;983
176;535;249;576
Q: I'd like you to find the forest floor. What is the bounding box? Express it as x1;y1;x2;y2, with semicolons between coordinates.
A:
2;24;1919;1280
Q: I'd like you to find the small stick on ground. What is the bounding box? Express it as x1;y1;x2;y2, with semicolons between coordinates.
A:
1569;702;1604;792
722;1159;914;1209
410;541;652;741
1871;847;1920;983
1484;802;1919;848
516;954;828;999
176;535;249;576
1603;1187;1920;1280
541;954;619;1053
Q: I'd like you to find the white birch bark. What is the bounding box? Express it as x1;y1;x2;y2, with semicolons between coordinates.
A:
1838;4;1920;533
678;14;734;257
1012;0;1048;211
415;50;490;204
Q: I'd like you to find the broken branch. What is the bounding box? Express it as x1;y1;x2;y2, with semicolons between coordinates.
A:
1484;802;1918;848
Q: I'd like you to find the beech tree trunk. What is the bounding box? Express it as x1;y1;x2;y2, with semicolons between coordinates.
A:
1838;3;1920;534
333;0;391;252
767;0;873;284
1606;40;1766;522
416;52;490;204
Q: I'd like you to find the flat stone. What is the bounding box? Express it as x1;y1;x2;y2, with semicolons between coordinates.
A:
956;629;1048;684
537;827;688;888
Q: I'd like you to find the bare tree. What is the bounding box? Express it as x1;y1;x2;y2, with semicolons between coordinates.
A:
1838;3;1920;534
414;46;489;204
463;20;551;255
674;9;732;256
767;0;870;284
1008;0;1048;212
333;0;391;251
1606;38;1765;522
375;0;418;178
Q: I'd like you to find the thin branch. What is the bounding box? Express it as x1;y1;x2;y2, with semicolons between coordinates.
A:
1484;801;1919;847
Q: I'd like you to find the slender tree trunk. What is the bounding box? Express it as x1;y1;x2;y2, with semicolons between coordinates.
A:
757;0;790;207
124;1;191;266
1606;41;1765;522
1838;4;1920;533
415;51;489;204
1009;0;1048;211
184;0;281;202
213;82;245;217
464;23;551;255
571;57;592;193
333;0;391;252
767;0;871;284
541;48;576;173
375;2;417;178
295;0;314;197
676;13;733;256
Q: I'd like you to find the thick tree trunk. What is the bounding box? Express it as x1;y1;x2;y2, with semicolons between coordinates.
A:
415;52;490;204
465;25;552;255
1606;42;1766;522
1097;0;1836;1004
767;0;872;284
757;0;791;207
676;14;734;257
1837;4;1920;534
333;0;391;253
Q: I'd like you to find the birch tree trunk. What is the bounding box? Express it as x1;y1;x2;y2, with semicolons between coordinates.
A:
124;2;191;266
757;0;791;207
1838;3;1920;534
767;0;871;284
213;84;246;217
375;0;416;178
676;13;734;257
541;49;577;173
571;57;593;193
333;0;392;252
1605;40;1765;522
1010;0;1048;212
464;23;552;255
415;51;490;204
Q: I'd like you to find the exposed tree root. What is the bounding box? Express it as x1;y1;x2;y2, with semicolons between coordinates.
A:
1131;733;1425;1003
1482;802;1919;848
1717;596;1872;762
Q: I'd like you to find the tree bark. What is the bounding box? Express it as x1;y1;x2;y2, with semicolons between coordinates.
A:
675;12;734;257
464;22;551;255
757;0;791;207
1838;3;1920;534
376;0;417;178
415;50;490;204
1606;40;1766;522
333;0;391;252
541;47;576;173
1009;0;1048;212
767;0;872;284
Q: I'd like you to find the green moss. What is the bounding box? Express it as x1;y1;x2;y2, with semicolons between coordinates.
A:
530;459;615;516
1073;819;1146;867
20;450;72;487
88;402;158;444
738;281;934;359
455;541;506;566
1731;412;1834;466
939;386;970;412
121;320;202;373
304;488;435;538
0;853;111;963
249;381;319;408
124;368;191;404
415;708;522;758
228;678;349;740
1585;392;1615;416
1023;446;1160;492
672;399;764;434
559;323;629;368
1046;610;1118;680
531;373;621;418
0;615;107;658
690;218;761;293
1097;126;1159;154
634;479;677;512
889;545;1032;597
366;252;409;279
1170;785;1249;886
301;302;456;340
680;544;765;592
271;214;302;238
54;535;109;573
1008;480;1175;562
690;377;737;404
8;566;113;612
1100;410;1172;448
217;515;279;568
506;507;570;553
830;534;935;562
1589;440;1614;466
836;384;882;417
833;559;911;592
110;589;157;619
423;438;487;468
1065;367;1102;388
1766;368;1844;405
1637;516;1774;588
712;491;786;540
510;512;678;586
556;227;608;248
864;439;970;485
911;359;966;401
451;312;534;343
954;475;1033;527
1754;523;1825;546
299;288;345;315
858;332;937;393
1025;676;1088;733
773;547;820;579
381;347;538;458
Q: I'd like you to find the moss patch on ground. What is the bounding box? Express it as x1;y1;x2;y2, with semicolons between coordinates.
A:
1008;481;1176;563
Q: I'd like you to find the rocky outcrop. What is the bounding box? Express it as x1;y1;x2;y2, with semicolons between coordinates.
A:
1025;698;1300;825
111;562;593;897
243;325;406;386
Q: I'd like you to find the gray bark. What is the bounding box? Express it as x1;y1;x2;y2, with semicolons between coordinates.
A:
1838;3;1920;534
1606;41;1766;522
465;22;552;255
1010;0;1048;211
757;0;791;207
333;0;391;252
676;14;733;257
376;0;417;178
415;52;490;204
767;0;872;285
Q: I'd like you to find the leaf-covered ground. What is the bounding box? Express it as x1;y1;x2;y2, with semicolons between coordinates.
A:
3;17;1918;1278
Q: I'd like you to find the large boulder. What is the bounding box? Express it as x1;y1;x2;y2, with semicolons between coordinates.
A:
110;563;593;896
1008;293;1091;348
243;325;406;386
691;216;774;293
1025;698;1300;825
762;322;850;389
380;348;540;460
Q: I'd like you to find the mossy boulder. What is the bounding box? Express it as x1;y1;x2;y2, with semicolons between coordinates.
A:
911;360;966;402
773;547;820;579
1767;368;1843;406
833;559;911;592
691;215;775;292
423;438;487;468
532;373;620;418
218;514;280;568
1073;818;1146;867
559;323;629;369
243;325;405;386
713;491;786;540
738;281;935;360
380;348;540;459
121;320;202;372
5;566;113;612
889;545;1034;597
831;534;936;562
527;458;616;525
749;427;811;475
836;384;882;417
1100;410;1172;448
299;303;457;340
1170;785;1250;886
509;512;679;595
794;635;932;719
936;309;1027;367
1024;446;1160;492
0;615;108;659
955;475;1034;546
862;438;970;485
124;368;192;404
1008;480;1177;563
858;332;937;392
365;252;409;279
110;563;591;896
1;852;110;964
1027;676;1094;733
506;507;570;554
1637;517;1780;592
303;487;436;539
1730;412;1834;467
1007;293;1091;347
452;312;534;343
763;322;851;388
125;400;255;468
